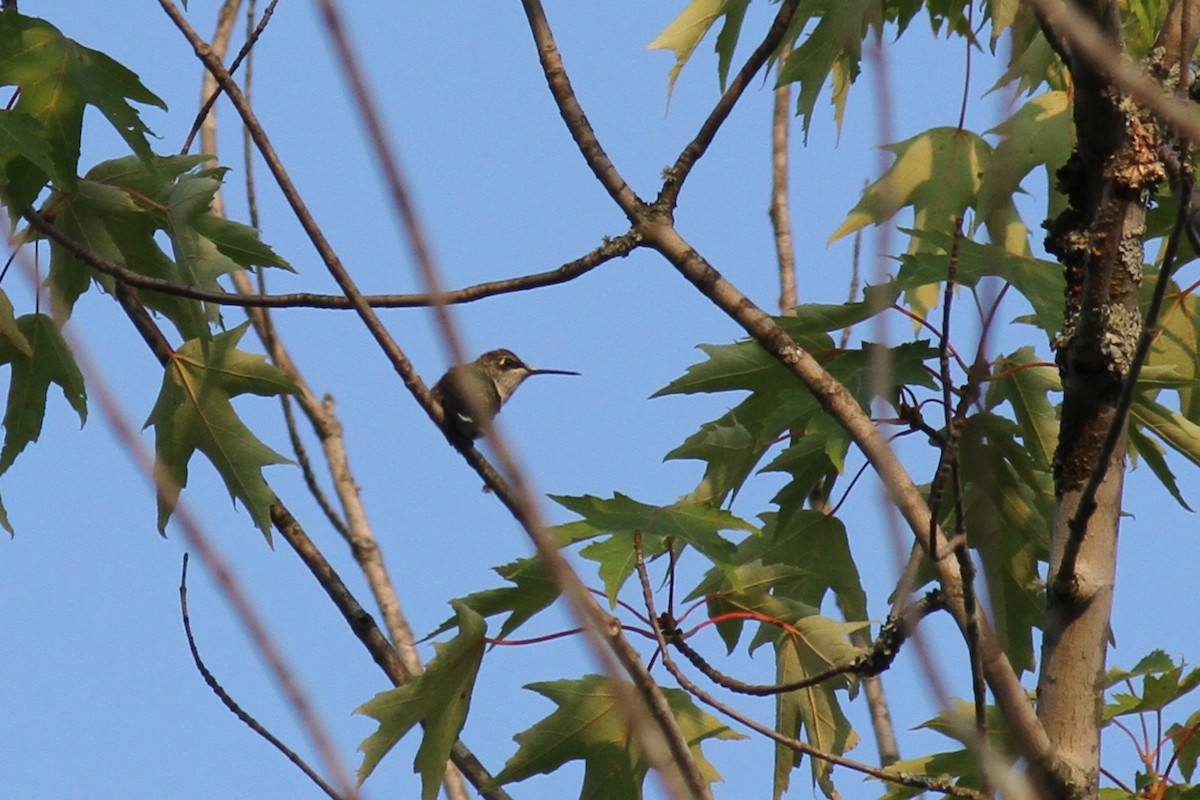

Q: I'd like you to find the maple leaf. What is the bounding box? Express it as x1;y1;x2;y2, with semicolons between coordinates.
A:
145;323;295;537
356;603;486;797
426;556;559;643
0;313;85;476
549;492;758;601
487;674;743;799
47;155;291;337
0;12;165;214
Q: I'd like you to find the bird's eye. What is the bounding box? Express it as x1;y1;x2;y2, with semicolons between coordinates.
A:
500;357;518;369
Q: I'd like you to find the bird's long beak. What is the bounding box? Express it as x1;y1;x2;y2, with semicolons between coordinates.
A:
527;367;581;377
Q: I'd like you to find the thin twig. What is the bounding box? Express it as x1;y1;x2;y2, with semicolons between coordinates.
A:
22;207;637;310
179;555;342;800
659;0;802;209
182;0;280;156
661;591;944;696
632;538;986;800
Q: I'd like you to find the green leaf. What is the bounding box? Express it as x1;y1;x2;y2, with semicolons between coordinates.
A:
1151;291;1200;421
882;700;1022;799
778;0;877;137
0;12;165;212
736;509;867;624
958;413;1051;673
427;556;559;642
665;390;812;505
985;347;1060;471
488;674;743;797
0;109;55;185
687;561;817;652
896;230;1066;335
145;323;296;537
0;314;86;475
880;750;980;800
1168;709;1200;782
774;616;863;799
550;492;757;600
1105;651;1200;719
356;603;486;795
1130;394;1200;470
1128;424;1192;510
45;155;290;335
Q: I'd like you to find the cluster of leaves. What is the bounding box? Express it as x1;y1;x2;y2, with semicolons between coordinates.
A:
351;3;1200;800
7;4;1200;800
0;12;296;535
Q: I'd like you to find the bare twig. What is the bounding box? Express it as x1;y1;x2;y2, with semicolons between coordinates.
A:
661;591;945;696
22;207;637;310
179;555;342;800
182;0;279;156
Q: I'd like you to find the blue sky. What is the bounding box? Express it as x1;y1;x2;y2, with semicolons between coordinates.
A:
1;2;1197;798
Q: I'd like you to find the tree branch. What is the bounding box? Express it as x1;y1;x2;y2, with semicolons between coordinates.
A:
634;218;1066;793
310;2;714;796
658;0;802;210
518;0;644;218
23;206;637;310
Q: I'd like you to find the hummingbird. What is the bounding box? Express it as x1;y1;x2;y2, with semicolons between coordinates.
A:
431;348;580;443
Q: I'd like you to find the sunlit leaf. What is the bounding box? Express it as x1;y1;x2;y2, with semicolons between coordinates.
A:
829;128;991;247
778;0;878;137
978;91;1072;240
648;0;751;98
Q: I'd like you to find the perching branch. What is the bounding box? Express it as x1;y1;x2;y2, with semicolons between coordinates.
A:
517;0;1065;792
310;1;711;796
